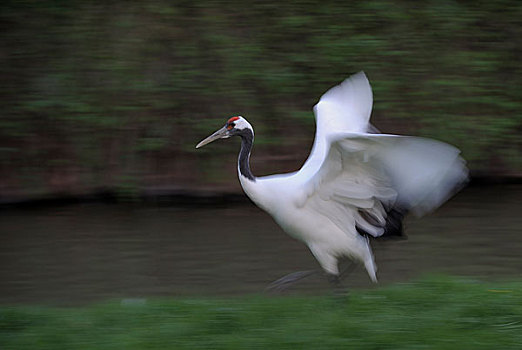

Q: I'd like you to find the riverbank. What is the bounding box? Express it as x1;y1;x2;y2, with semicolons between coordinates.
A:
1;175;521;209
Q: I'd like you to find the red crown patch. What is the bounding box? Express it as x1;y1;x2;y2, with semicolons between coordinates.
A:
227;116;240;124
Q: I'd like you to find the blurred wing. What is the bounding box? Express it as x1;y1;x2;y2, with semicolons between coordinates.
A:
300;72;373;178
370;135;468;216
299;133;468;237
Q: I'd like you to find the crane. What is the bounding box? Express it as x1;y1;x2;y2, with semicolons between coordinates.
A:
196;72;468;286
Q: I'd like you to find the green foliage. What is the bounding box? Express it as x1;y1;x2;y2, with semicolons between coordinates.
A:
0;1;520;197
1;277;522;349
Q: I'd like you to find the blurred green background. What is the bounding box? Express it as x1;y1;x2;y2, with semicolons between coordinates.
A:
1;0;521;201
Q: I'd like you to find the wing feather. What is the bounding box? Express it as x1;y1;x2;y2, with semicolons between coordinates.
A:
299;72;373;179
301;133;468;238
292;72;467;239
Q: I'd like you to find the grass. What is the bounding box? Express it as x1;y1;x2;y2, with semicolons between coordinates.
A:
1;276;521;349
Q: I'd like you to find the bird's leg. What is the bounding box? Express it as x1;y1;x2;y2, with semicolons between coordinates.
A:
327;273;347;296
339;260;358;281
265;270;318;293
327;259;357;297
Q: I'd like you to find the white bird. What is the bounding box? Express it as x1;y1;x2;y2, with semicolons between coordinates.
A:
196;72;467;285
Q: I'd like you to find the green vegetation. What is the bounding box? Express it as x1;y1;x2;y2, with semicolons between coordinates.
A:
1;1;521;199
1;277;522;349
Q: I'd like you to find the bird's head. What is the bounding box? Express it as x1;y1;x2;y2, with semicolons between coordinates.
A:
196;116;253;148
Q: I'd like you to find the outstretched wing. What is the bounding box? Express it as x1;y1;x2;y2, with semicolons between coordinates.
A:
315;71;373;135
299;72;373;178
298;133;468;238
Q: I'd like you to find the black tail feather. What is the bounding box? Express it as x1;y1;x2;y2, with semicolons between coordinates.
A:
356;206;407;240
380;207;406;239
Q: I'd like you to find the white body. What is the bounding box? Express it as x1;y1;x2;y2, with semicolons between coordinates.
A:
238;72;467;281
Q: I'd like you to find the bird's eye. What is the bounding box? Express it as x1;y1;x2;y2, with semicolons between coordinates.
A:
227;123;235;130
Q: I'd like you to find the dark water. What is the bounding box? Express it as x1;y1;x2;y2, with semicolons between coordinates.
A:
1;185;521;305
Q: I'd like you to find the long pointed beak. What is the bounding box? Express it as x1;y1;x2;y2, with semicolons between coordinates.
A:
196;126;229;148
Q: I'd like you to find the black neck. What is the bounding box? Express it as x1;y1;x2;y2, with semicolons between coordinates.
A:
238;129;255;181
